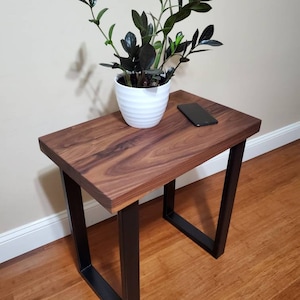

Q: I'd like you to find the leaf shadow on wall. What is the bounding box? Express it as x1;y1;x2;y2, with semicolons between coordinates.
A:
66;43;117;119
36;166;93;214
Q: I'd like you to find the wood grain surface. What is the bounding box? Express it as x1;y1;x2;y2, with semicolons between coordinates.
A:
39;90;261;213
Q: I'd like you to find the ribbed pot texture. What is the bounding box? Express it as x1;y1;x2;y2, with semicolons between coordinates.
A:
115;77;171;128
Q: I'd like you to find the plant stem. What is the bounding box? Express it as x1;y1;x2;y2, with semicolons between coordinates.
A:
153;0;170;69
90;6;120;57
169;0;173;14
89;6;132;86
169;47;193;75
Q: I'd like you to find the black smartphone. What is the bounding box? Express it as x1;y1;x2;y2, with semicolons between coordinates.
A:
177;102;218;127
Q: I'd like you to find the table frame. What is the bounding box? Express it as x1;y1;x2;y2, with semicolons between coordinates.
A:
60;139;246;300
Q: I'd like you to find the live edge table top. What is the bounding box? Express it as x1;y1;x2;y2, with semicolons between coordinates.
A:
39;90;261;214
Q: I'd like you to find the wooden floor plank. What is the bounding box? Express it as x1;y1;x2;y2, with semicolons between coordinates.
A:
1;140;299;299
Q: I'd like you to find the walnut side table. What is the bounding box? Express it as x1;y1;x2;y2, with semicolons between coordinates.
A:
39;90;261;300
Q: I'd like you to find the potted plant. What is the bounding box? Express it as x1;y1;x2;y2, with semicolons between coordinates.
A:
79;0;222;128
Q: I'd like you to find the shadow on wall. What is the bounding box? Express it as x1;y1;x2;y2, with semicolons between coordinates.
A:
36;166;93;216
66;43;117;119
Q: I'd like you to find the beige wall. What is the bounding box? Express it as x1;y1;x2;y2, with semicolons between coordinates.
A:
1;0;300;233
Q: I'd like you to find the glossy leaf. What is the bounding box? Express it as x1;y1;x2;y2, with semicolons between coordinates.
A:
176;41;191;54
191;49;209;53
79;0;222;87
78;0;90;7
199;39;223;46
199;25;214;43
121;32;137;56
119;57;136;71
142;23;153;45
89;0;97;8
139;44;156;70
191;29;199;49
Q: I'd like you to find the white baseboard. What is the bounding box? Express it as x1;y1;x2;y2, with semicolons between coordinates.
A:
1;122;299;263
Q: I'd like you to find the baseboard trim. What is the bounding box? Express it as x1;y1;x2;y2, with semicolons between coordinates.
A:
1;121;299;263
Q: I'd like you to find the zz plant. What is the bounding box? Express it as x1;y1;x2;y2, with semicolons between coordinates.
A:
79;0;222;87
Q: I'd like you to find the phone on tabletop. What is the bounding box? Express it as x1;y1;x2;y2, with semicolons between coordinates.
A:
177;102;218;127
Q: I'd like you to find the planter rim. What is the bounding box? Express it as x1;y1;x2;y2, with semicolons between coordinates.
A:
114;74;171;90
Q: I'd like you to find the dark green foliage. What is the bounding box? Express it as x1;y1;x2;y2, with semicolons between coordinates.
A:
79;0;222;87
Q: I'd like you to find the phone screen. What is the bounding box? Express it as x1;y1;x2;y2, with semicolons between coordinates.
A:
177;103;218;127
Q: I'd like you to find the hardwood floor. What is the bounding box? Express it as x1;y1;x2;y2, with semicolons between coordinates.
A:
1;140;299;299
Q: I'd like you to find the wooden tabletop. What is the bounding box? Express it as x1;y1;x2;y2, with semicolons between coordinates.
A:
39;90;261;213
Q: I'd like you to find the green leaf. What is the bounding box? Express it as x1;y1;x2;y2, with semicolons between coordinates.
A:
141;11;148;29
175;32;184;46
89;0;97;8
125;32;137;49
163;15;176;36
132;10;145;32
139;44;156;70
108;23;115;40
176;41;191;54
153;40;162;50
96;8;108;22
199;40;223;46
191;49;209;53
191;29;199;49
199;25;214;43
173;8;191;23
100;62;118;68
185;1;211;13
163;9;191;36
119;57;136;71
166;40;190;59
89;19;99;26
78;0;90;7
142;23;153;45
121;32;137;56
189;3;211;13
170;39;175;55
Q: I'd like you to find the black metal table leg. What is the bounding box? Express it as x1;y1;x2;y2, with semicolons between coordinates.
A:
118;201;140;300
212;140;246;258
61;171;121;300
163;140;246;259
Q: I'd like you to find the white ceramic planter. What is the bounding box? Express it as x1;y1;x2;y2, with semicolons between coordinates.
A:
114;76;171;128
